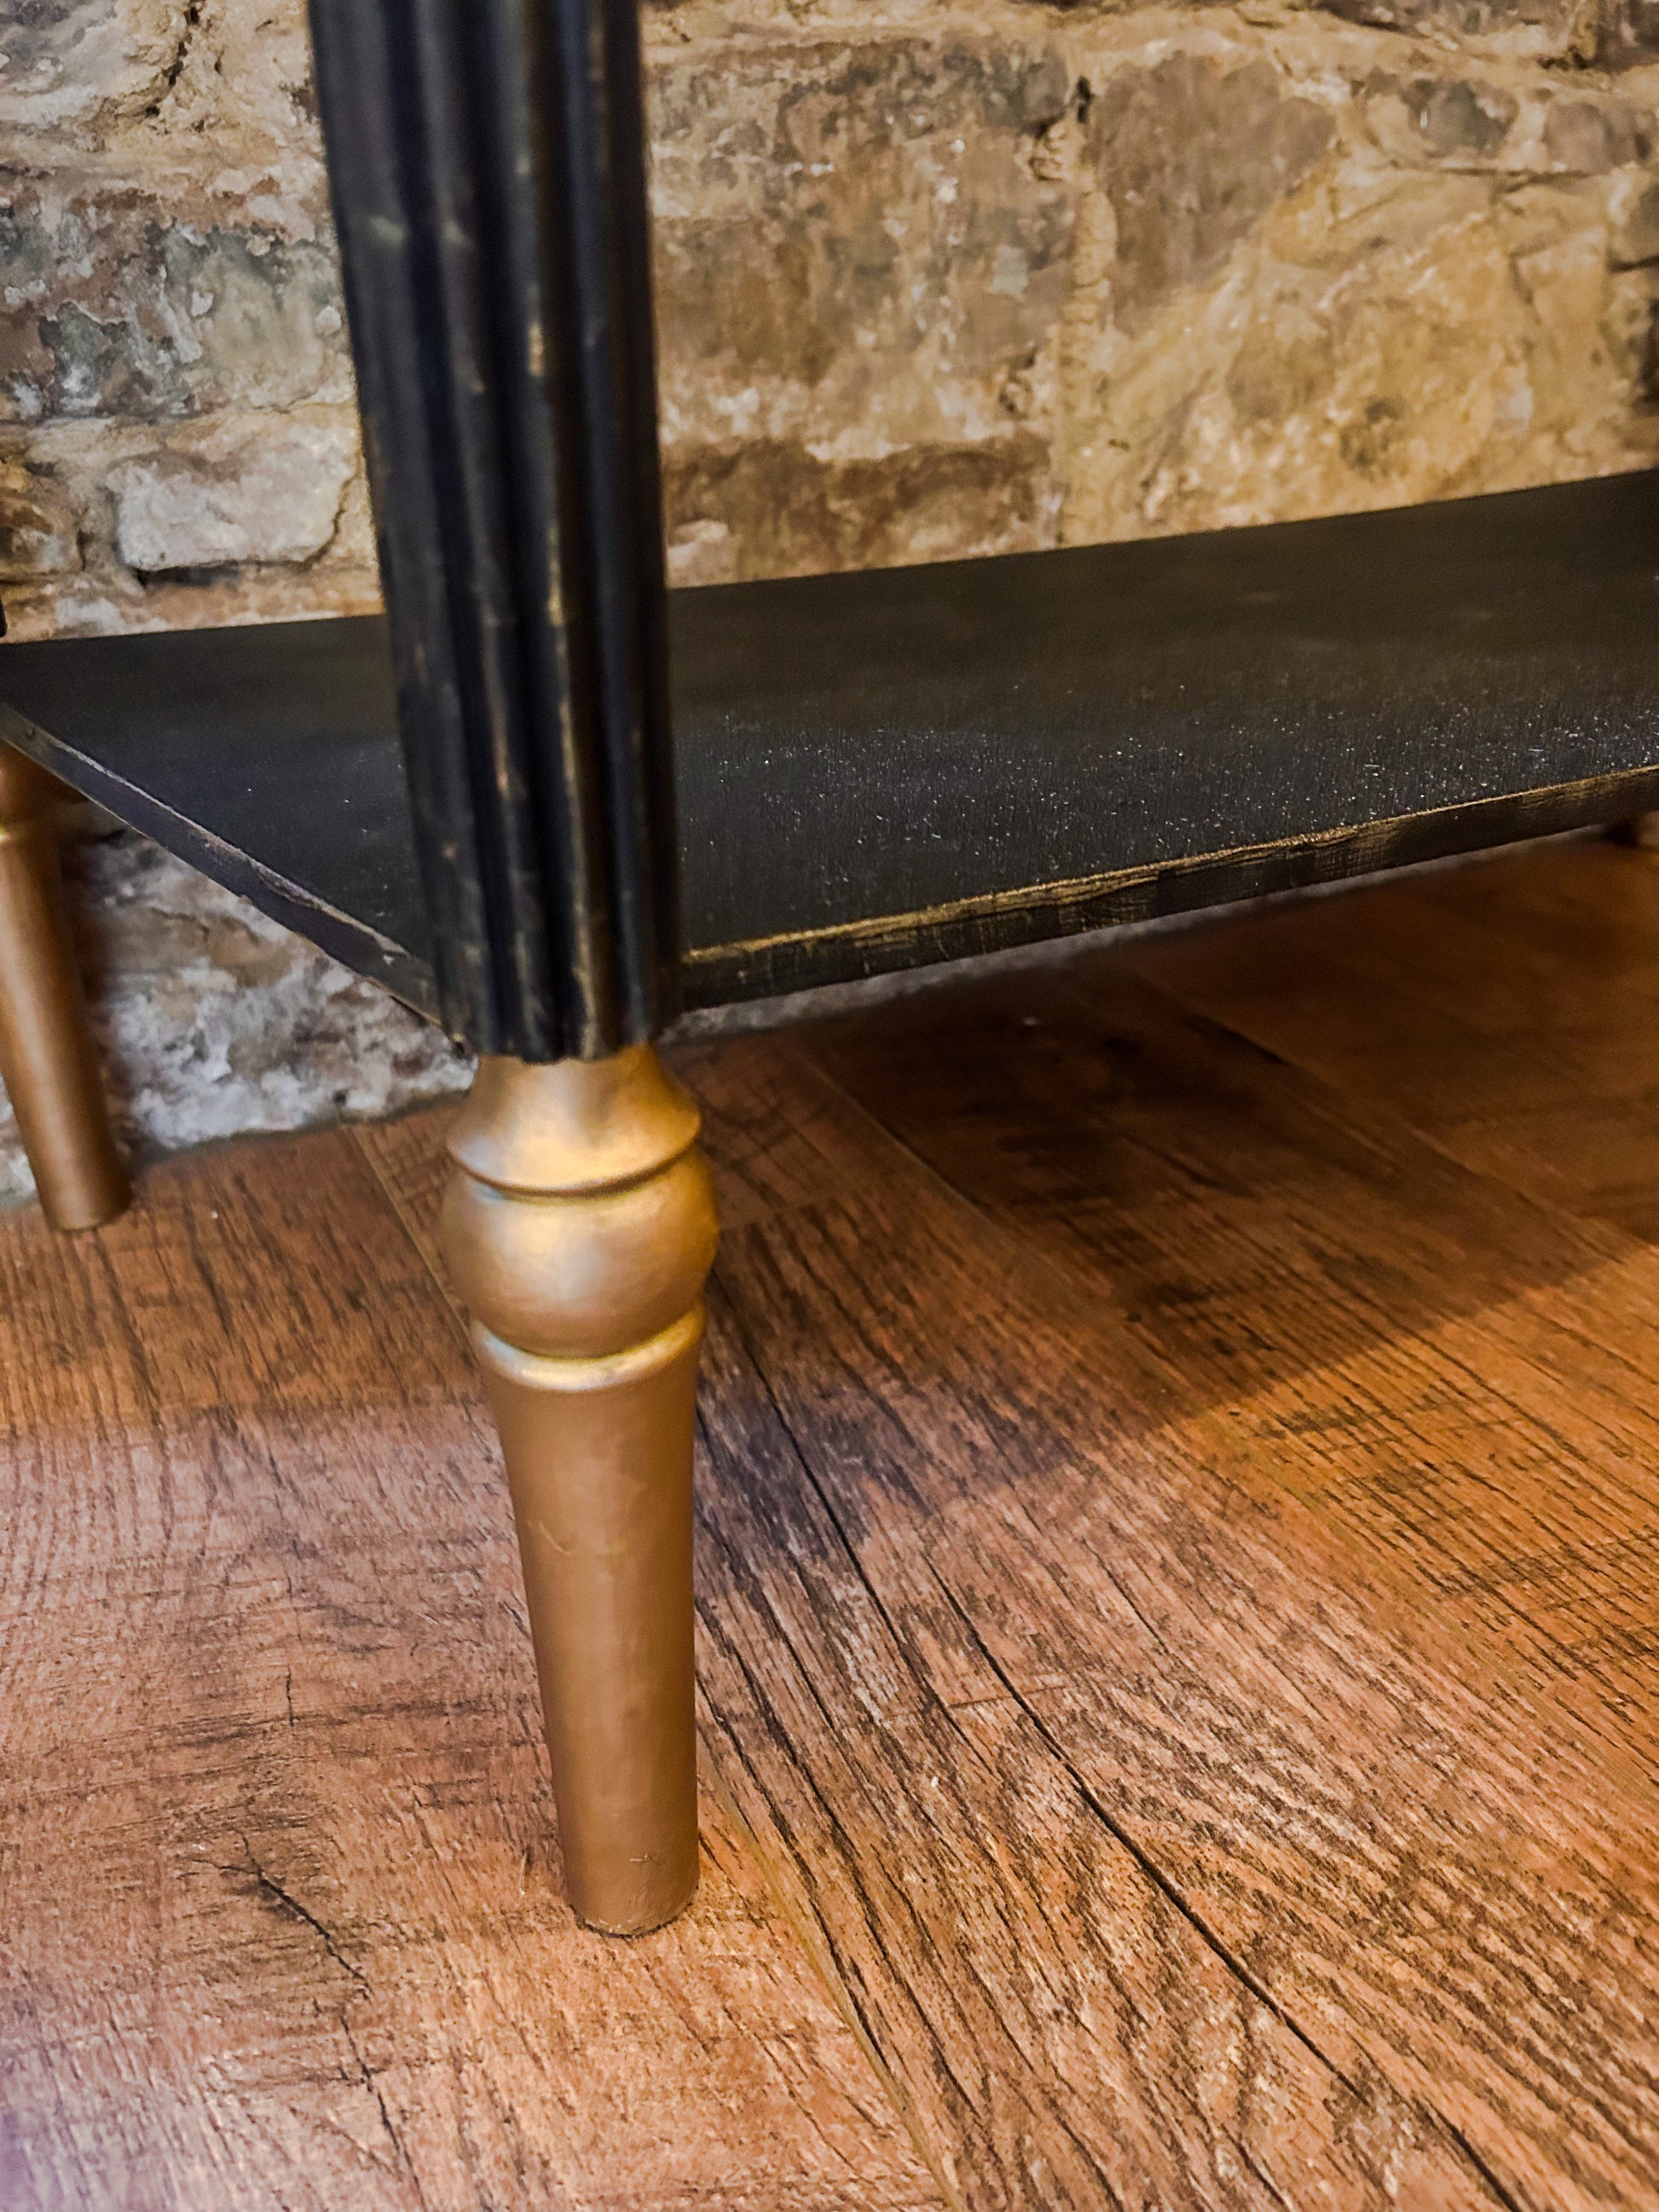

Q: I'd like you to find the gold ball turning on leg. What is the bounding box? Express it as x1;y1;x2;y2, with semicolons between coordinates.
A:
0;745;128;1233
440;1046;719;1934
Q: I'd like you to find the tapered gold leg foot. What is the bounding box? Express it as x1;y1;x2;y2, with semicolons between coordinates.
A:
0;746;127;1232
439;1046;719;1933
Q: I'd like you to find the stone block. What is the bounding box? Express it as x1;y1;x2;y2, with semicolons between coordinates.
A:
1312;0;1593;64
1610;162;1659;261
663;430;1054;584
107;412;356;572
1089;53;1334;318
0;1;191;132
651;34;1076;462
0;181;350;425
0;459;79;580
1597;0;1659;66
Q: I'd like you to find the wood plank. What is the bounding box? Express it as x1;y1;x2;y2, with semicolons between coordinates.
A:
0;1129;942;2211
1121;838;1659;1233
799;950;1659;1758
670;1025;1659;2211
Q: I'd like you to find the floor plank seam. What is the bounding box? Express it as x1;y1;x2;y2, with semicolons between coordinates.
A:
919;1554;1528;2212
694;1750;968;2212
240;1834;370;1995
348;1123;471;1349
691;1435;968;2206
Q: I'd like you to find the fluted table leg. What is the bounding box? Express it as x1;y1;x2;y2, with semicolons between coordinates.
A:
440;1046;719;1934
0;745;127;1233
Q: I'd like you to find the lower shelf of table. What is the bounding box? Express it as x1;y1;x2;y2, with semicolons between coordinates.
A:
3;467;1658;1028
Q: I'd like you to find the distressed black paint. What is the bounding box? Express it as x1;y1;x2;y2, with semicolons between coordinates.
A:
6;471;1659;1021
304;0;675;1057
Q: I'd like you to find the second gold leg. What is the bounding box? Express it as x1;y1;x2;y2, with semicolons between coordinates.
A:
0;745;127;1233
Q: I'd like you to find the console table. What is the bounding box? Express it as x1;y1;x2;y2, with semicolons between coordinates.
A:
3;0;1657;1937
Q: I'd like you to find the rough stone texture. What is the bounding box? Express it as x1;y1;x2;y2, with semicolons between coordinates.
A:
3;0;1659;1165
0;0;371;638
0;821;473;1206
5;0;1659;632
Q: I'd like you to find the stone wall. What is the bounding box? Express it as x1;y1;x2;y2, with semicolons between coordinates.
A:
5;0;1659;637
1;0;1656;1192
0;817;471;1204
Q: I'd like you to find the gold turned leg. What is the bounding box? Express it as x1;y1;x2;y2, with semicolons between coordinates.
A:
0;745;128;1232
439;1046;719;1933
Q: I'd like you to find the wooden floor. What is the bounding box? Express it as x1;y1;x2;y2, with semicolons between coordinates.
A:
4;834;1659;2211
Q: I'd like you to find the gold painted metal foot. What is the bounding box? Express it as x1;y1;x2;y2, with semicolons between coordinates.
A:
440;1045;720;1934
0;746;128;1232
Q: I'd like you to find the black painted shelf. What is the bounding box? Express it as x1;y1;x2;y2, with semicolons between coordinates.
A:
4;468;1659;1031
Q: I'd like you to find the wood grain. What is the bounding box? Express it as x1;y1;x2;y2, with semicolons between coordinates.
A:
1122;836;1659;1233
674;1029;1659;2212
801;949;1659;1766
10;830;1659;2210
0;1129;942;2211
